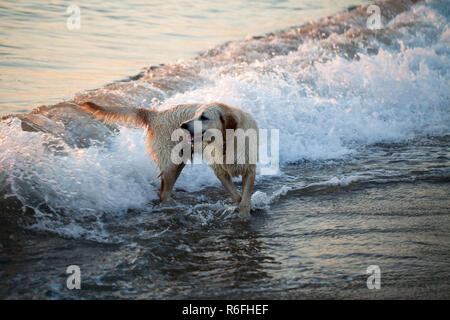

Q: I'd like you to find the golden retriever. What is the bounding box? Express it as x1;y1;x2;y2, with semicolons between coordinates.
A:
80;102;258;218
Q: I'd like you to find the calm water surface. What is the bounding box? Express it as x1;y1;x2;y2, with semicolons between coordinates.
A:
0;0;368;115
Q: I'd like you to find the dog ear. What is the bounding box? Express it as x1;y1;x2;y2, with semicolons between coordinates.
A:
220;112;238;131
220;111;238;160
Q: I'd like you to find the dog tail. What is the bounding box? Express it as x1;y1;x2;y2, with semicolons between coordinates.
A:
80;101;154;128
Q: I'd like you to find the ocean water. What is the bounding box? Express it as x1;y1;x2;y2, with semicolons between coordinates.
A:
1;0;450;299
0;0;369;115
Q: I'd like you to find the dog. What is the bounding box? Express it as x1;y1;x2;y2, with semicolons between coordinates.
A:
80;102;258;218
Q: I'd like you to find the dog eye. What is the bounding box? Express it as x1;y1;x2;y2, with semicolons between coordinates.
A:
200;114;209;121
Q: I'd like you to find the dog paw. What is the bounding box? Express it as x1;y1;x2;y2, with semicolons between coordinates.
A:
161;197;177;207
238;204;251;220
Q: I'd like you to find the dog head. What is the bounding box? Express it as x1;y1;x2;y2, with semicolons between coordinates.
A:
180;103;238;146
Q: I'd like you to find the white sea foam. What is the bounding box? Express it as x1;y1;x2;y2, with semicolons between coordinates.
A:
0;119;160;240
251;186;291;210
165;1;449;162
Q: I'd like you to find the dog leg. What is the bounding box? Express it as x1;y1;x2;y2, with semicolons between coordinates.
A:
215;172;241;203
158;163;185;205
239;170;255;219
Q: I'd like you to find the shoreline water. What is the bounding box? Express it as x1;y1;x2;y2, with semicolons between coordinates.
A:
0;0;449;299
1;179;449;299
